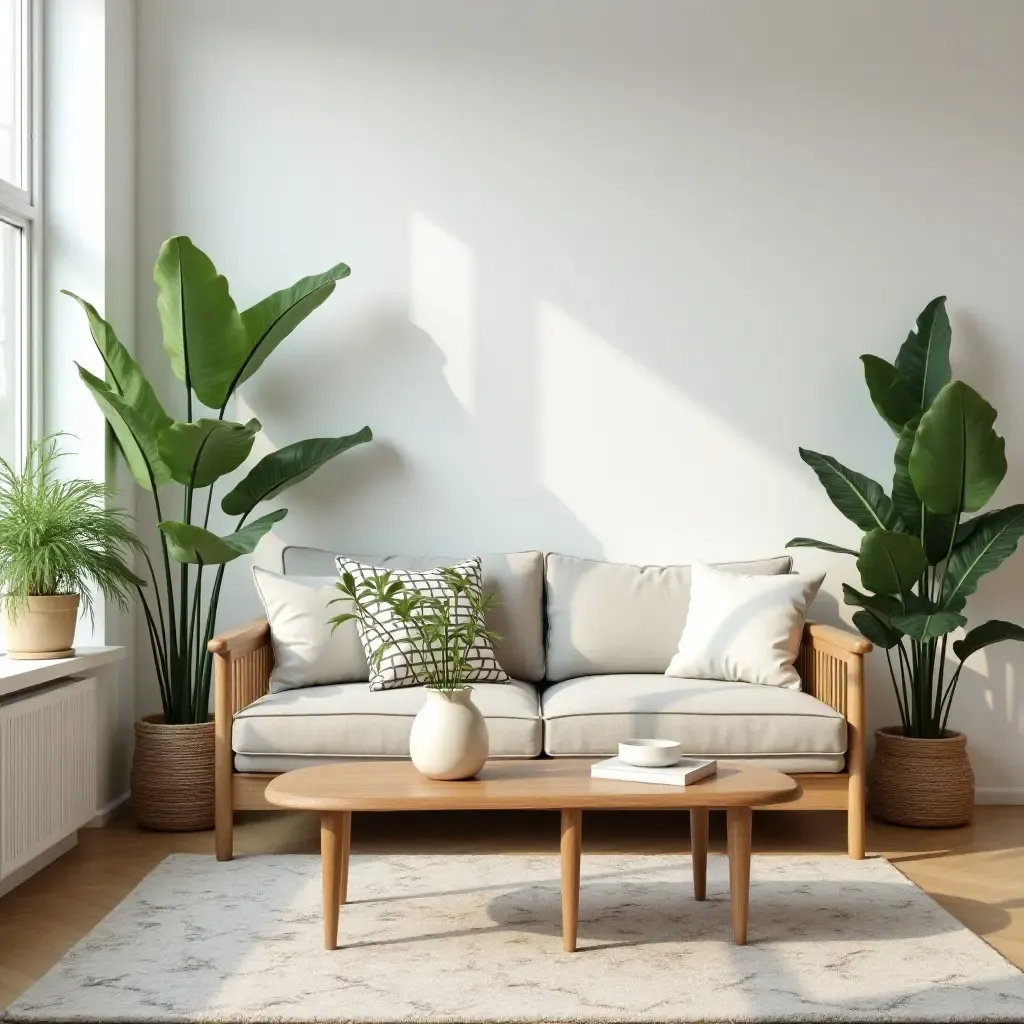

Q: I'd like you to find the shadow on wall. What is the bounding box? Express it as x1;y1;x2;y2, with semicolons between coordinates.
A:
242;304;602;559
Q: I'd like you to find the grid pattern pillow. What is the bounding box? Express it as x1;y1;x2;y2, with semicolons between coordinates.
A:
336;556;509;691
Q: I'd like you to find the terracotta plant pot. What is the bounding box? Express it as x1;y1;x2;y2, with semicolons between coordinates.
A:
409;686;489;780
131;715;215;831
868;726;974;828
1;593;80;659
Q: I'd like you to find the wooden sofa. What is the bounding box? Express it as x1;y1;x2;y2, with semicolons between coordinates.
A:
209;618;870;862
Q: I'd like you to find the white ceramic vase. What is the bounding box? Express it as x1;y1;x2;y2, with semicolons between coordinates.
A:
409;686;489;780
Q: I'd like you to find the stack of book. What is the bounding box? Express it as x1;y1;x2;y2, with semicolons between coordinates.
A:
590;756;718;786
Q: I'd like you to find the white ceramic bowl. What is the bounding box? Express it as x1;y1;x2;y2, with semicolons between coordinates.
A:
618;739;682;768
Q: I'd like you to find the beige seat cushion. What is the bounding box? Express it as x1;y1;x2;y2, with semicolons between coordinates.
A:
233;680;542;770
544;553;793;681
281;548;545;682
541;675;846;770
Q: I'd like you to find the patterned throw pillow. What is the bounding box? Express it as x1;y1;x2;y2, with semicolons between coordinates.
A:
335;556;509;691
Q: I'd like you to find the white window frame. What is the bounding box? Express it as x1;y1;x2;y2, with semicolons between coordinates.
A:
0;0;41;463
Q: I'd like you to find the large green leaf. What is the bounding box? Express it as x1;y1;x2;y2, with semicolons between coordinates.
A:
78;364;171;491
158;509;287;565
954;517;981;545
890;610;966;641
857;529;927;596
894;296;951;409
952;619;1024;663
909;381;1006;515
221;428;372;517
851;609;903;649
892;416;923;530
785;537;858;556
63;291;171;436
235;263;351;391
941;504;1024;608
842;583;903;623
157;418;261;488
892;416;956;564
798;449;904;534
154;236;249;410
861;355;920;433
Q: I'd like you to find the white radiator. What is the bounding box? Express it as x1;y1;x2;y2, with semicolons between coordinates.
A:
0;676;97;879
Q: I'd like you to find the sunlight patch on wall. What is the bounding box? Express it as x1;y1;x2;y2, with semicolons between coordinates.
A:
537;301;828;564
410;213;476;414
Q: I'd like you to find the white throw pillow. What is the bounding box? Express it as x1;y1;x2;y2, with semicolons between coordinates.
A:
253;567;368;691
665;562;824;689
337;556;509;691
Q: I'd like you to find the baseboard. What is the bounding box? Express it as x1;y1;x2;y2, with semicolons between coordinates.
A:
975;787;1024;805
0;832;77;898
86;791;129;827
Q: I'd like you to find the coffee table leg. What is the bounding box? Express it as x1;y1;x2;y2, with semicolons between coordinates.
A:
340;810;351;905
321;812;349;950
560;808;582;952
726;806;752;945
690;808;709;901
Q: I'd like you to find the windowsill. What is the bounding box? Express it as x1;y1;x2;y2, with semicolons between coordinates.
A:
0;646;126;699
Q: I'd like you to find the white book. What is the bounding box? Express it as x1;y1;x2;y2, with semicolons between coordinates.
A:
590;757;718;787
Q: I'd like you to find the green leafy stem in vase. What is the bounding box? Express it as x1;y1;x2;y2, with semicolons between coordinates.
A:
68;237;372;724
329;568;502;694
789;296;1024;739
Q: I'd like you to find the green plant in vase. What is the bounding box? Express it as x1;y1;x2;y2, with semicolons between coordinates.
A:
330;568;501;780
789;296;1024;825
0;434;144;658
67;237;372;829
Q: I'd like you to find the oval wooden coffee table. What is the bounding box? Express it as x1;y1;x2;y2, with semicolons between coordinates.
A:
264;759;799;951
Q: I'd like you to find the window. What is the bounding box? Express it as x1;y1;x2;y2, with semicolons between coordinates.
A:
0;0;34;466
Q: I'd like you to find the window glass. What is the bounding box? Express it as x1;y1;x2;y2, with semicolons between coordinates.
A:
0;218;22;465
0;0;23;191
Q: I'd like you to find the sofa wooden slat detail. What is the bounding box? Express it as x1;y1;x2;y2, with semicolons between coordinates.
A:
210;620;869;863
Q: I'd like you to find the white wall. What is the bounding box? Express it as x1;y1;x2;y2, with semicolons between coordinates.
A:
136;0;1024;799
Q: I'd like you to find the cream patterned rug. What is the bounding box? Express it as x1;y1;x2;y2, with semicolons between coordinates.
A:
5;853;1024;1023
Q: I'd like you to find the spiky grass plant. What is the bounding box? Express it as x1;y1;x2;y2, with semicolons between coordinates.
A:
0;435;145;623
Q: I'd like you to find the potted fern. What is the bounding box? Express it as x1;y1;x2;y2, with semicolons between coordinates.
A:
789;296;1024;827
330;567;501;779
0;436;144;659
67;237;372;830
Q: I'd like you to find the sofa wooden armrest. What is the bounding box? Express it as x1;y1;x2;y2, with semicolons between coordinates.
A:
208;617;271;660
211;618;273;860
804;622;873;656
796;622;871;859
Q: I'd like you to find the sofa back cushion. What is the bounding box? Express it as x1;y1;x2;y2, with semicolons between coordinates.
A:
281;548;546;682
253;568;368;690
544;553;793;682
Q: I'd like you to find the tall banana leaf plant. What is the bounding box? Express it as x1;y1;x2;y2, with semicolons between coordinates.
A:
789;296;1024;738
67;237;372;724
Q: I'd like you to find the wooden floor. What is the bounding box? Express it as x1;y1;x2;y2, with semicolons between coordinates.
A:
1;806;1022;1008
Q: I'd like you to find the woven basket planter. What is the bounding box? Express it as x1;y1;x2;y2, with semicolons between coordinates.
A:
868;726;974;828
131;715;215;832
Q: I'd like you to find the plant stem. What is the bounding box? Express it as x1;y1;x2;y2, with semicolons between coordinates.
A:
140;546;169;675
137;586;170;711
150;488;179;720
897;643;915;736
939;663;963;733
885;648;908;732
189;561;204;720
177;481;194;724
934;633;949;733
